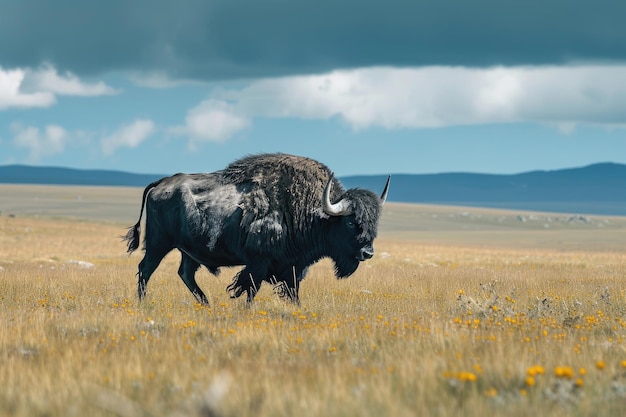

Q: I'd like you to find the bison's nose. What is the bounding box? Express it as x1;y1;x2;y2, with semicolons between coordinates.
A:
359;247;374;261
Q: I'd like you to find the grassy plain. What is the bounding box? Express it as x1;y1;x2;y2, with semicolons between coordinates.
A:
1;184;626;416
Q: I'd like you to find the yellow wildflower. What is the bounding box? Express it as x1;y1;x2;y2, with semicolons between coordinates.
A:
555;366;574;379
527;365;545;377
458;372;477;382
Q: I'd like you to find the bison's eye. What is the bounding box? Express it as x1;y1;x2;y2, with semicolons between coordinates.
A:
347;220;356;229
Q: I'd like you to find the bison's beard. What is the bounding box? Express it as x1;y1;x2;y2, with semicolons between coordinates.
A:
333;257;360;279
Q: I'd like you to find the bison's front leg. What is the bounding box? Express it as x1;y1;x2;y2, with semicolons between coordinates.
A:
246;274;263;304
227;263;267;304
272;266;308;305
272;280;300;305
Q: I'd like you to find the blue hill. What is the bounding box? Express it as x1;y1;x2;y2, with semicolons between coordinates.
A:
0;165;163;187
1;162;625;215
342;162;626;215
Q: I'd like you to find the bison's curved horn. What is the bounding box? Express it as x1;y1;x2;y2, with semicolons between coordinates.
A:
380;176;391;204
323;175;351;216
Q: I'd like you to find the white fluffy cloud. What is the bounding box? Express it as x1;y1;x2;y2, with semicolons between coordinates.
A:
12;124;69;160
0;68;55;109
21;64;119;96
170;99;249;145
209;64;626;134
11;119;155;161
0;64;118;110
101;119;155;155
7;63;626;155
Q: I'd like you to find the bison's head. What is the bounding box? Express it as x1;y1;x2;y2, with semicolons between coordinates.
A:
323;176;390;278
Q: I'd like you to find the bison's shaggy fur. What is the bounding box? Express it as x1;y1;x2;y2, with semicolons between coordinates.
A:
125;153;389;305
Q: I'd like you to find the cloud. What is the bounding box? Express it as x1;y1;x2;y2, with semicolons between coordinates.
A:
0;68;55;109
169;100;249;145
12;124;69;161
11;119;155;161
1;1;625;81
21;64;119;96
211;65;626;132
101;119;155;155
0;65;118;110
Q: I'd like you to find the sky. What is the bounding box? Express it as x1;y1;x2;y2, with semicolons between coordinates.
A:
1;0;626;177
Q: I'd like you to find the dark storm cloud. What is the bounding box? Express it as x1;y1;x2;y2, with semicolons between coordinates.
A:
2;0;625;80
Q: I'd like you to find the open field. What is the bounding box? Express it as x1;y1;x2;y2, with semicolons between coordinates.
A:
1;184;626;416
2;183;626;251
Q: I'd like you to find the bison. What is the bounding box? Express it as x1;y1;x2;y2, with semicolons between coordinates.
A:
124;153;390;305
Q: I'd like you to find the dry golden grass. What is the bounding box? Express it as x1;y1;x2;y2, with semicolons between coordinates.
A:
2;187;626;416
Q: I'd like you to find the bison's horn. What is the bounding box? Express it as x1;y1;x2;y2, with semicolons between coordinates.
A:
323;175;351;216
380;176;391;204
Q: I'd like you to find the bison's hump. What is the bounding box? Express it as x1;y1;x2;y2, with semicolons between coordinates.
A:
223;153;333;186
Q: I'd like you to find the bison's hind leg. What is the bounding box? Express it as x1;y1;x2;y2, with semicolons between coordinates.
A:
178;252;210;305
137;249;168;301
137;232;172;302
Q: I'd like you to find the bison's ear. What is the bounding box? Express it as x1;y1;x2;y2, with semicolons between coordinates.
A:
380;176;390;204
323;175;351;216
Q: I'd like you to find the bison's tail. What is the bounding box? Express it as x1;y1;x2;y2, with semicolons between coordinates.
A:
124;177;167;254
124;223;141;254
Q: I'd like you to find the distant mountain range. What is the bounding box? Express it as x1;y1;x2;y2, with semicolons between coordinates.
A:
1;163;625;215
0;165;161;187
